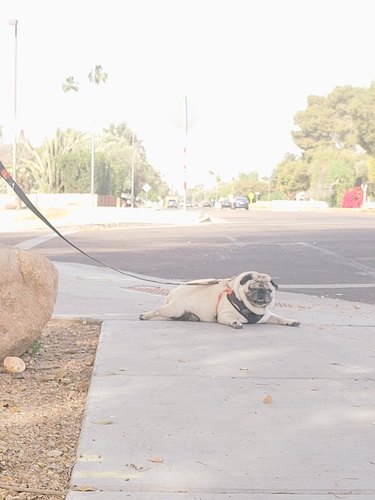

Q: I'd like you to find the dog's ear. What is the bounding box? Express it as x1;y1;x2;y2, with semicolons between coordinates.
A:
271;279;278;290
240;273;253;285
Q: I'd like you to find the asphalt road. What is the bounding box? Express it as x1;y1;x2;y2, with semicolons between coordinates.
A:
3;208;375;304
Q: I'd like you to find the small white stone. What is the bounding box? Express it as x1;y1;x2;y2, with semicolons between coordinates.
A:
3;356;26;373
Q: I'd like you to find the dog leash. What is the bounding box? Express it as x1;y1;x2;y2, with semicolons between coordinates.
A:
0;160;221;287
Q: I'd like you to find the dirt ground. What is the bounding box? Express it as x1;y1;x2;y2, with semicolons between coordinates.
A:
0;319;101;500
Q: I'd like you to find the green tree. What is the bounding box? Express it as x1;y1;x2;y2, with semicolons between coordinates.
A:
97;123;136;195
97;122;169;200
292;86;361;154
349;82;375;155
292;95;334;152
19;124;169;197
58;148;119;195
187;185;206;205
57;149;91;192
273;155;310;199
309;147;362;206
226;172;269;200
367;156;375;182
21;129;89;192
289;83;375;201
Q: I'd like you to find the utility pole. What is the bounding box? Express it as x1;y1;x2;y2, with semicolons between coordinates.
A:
131;131;135;208
91;120;95;205
183;95;188;211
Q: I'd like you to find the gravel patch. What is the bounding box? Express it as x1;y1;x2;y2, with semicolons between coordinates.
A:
0;319;101;499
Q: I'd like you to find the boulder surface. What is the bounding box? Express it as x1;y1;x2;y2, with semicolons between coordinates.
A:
0;246;58;359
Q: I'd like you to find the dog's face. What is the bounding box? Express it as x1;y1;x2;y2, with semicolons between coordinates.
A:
233;271;278;312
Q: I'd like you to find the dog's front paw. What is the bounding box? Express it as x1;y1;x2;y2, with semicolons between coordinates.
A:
290;320;300;327
283;319;300;327
230;321;243;329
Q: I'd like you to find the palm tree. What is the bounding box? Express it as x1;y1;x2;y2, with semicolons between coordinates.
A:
88;65;108;85
87;66;108;198
62;66;108;200
62;76;79;93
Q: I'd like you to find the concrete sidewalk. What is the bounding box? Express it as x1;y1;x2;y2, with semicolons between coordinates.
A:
51;261;375;500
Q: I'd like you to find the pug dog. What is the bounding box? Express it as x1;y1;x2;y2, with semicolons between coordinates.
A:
139;271;300;329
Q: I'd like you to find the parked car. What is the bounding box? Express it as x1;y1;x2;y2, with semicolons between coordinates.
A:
231;196;249;210
219;198;231;208
167;199;178;208
202;200;212;208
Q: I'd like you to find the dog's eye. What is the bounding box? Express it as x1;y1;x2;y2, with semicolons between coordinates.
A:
250;284;272;292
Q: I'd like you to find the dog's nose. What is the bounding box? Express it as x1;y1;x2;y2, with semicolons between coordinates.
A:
252;288;271;304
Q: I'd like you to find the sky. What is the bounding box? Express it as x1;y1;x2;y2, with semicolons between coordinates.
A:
1;0;375;192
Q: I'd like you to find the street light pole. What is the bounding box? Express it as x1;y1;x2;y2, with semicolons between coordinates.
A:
131;131;135;208
9;19;18;190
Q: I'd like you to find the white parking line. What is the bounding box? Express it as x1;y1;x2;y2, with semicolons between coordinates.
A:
16;230;79;250
281;283;375;289
226;235;238;242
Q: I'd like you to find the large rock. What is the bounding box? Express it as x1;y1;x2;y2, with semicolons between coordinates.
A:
0;246;58;359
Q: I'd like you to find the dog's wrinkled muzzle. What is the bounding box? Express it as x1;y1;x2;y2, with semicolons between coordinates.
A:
248;288;272;305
